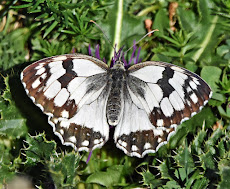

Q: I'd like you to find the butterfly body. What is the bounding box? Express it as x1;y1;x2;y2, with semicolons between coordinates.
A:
21;53;212;158
107;61;126;126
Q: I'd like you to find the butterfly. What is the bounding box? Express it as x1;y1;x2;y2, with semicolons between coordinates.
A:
21;53;212;158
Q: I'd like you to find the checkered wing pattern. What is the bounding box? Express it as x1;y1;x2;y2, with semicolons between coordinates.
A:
114;61;212;157
21;54;212;158
21;54;110;152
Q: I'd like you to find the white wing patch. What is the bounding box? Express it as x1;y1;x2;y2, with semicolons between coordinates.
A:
44;80;62;99
67;77;86;94
71;91;109;135
160;97;174;117
52;55;67;61
72;59;106;76
168;77;185;100
147;83;163;103
114;98;154;137
129;66;165;83
54;88;70;107
35;67;46;75
169;91;185;111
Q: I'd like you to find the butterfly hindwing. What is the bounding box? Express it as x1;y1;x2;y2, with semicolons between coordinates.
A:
21;54;110;151
114;86;175;158
50;84;110;151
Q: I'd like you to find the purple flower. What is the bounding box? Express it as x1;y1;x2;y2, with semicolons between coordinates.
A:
88;42;142;68
86;151;93;164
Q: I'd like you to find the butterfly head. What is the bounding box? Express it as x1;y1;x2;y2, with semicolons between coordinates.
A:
112;60;125;70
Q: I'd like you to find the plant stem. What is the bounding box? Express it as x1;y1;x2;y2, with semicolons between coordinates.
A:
109;0;123;62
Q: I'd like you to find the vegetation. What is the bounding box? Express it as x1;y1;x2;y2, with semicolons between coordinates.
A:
0;0;229;188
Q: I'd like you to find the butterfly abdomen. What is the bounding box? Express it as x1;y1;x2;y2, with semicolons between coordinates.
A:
106;66;126;126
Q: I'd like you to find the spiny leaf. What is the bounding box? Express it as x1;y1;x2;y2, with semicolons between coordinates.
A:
24;133;56;166
141;169;162;189
48;151;81;187
204;128;223;151
174;147;195;169
157;159;173;180
137;163;163;189
218;159;230;189
192;129;207;155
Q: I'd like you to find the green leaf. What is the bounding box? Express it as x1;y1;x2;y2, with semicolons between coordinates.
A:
0;163;15;184
168;124;188;150
0;142;18;183
177;7;197;32
204;128;223;151
218;139;228;159
25;133;56;165
200;151;216;170
164;180;181;189
188;0;222;64
43;20;59;38
141;169;162;188
175;147;195;169
191;176;209;189
209;92;226;106
31;38;72;59
217;105;230;119
0;139;23;184
0;76;27;138
185;62;198;73
217;43;230;57
157;159;173;180
192;129;207;155
48;151;81;187
218;159;230;189
153;8;169;37
0;28;29;71
86;165;124;187
12;3;33;9
201;66;222;92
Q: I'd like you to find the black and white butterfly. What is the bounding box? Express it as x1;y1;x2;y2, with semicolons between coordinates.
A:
21;53;212;158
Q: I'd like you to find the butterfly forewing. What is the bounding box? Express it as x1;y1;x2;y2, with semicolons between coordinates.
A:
21;54;110;151
128;61;212;127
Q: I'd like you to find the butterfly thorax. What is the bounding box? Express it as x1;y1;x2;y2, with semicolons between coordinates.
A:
106;61;126;126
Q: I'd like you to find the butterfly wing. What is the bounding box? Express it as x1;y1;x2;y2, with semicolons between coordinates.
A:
114;61;212;157
21;54;110;151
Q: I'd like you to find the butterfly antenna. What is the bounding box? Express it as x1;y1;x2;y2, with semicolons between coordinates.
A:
123;29;159;57
90;20;116;52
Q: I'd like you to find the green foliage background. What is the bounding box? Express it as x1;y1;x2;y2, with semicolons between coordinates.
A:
0;0;230;188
